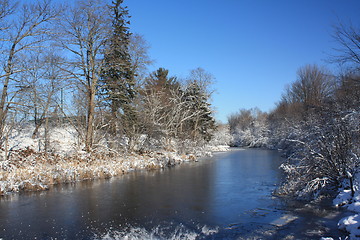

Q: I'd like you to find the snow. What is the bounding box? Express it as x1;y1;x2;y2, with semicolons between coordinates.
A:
94;224;218;240
0;124;229;195
338;215;360;237
331;173;360;239
206;145;229;152
334;189;353;207
5;124;79;155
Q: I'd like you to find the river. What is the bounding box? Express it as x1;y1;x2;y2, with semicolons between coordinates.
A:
0;149;348;239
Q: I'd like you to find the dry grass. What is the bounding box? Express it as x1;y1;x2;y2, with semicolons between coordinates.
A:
0;148;196;195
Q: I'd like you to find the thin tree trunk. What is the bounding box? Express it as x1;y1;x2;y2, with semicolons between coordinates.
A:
32;88;55;139
85;87;95;152
0;47;15;138
192;116;199;141
44;116;49;156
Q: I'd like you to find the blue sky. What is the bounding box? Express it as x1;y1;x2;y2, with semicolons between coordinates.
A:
126;1;360;123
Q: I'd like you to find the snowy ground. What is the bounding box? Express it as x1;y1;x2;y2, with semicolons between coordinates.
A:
0;124;229;195
321;173;360;239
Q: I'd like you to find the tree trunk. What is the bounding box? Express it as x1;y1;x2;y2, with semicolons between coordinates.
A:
0;47;15;139
192;116;200;141
85;87;96;152
32;88;55;139
44;116;49;154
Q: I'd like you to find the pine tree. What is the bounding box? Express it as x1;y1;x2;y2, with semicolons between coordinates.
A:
144;68;179;97
183;81;215;142
99;0;136;134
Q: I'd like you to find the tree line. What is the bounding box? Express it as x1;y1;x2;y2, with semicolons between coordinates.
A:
228;22;360;199
0;0;216;155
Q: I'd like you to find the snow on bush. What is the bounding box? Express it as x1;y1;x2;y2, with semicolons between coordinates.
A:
333;172;360;239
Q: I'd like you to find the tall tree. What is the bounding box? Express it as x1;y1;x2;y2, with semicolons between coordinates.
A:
0;0;15;24
279;64;335;122
332;22;360;110
16;51;65;139
56;0;111;151
99;0;136;136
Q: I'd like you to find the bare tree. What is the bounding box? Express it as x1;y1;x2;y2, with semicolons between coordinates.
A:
187;67;215;97
333;22;360;68
331;21;360;109
129;33;153;84
336;71;360;109
0;0;61;144
55;0;111;151
228;109;254;134
278;111;360;199
17;50;65;139
280;65;335;114
0;0;16;26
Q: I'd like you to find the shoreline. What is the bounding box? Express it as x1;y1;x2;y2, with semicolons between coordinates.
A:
330;173;360;239
0;145;230;196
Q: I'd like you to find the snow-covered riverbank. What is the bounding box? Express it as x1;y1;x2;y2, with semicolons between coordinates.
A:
0;125;230;195
0;150;199;195
330;173;360;239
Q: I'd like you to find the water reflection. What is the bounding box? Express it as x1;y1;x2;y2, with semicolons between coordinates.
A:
210;149;283;225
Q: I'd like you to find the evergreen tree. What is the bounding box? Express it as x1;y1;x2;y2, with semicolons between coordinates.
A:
99;0;136;134
144;68;179;97
183;81;215;142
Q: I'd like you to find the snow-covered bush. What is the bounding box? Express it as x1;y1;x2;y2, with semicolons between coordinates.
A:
228;108;269;148
208;124;232;146
277;111;360;200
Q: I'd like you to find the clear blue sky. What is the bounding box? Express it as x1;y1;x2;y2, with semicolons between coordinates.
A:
126;1;360;123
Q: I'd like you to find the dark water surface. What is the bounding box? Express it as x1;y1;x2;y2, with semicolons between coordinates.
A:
0;149;348;239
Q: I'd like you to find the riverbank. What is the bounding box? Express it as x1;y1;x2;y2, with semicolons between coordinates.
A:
0;146;232;195
0;150;193;195
0;125;230;195
330;173;360;239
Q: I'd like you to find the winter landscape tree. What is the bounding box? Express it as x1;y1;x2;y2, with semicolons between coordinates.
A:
98;0;137;139
15;50;65;141
0;0;60;145
182;68;216;142
129;33;153;84
55;0;111;151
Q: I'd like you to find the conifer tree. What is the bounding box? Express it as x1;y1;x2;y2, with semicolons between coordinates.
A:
143;68;180;101
183;81;215;142
99;0;136;134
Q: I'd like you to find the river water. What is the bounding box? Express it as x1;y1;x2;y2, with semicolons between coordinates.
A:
0;149;348;239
